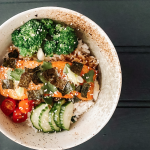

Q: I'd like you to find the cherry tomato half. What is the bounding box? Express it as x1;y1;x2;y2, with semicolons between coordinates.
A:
1;98;16;116
19;100;34;113
13;108;27;123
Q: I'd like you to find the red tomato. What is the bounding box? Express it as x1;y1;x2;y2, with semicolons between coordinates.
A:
13;108;27;123
1;98;16;116
19;100;34;113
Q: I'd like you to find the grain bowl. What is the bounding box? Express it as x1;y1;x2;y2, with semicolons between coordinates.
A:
0;7;121;150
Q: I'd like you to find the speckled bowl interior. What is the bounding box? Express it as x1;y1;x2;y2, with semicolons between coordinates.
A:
0;7;122;150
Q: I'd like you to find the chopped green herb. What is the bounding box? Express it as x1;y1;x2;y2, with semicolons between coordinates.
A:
2;79;14;89
81;83;90;98
43;96;53;105
27;89;43;100
70;61;83;75
42;82;58;94
82;70;95;83
10;68;24;81
41;61;52;71
63;63;71;74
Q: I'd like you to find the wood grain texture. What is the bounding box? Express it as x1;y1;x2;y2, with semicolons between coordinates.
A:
0;1;150;46
1;108;150;150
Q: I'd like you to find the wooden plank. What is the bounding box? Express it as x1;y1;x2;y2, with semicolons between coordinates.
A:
1;108;150;150
0;1;150;46
118;52;150;101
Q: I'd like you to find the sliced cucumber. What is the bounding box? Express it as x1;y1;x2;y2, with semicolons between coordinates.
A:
53;99;66;128
39;106;54;133
49;107;61;132
30;103;47;130
60;102;74;130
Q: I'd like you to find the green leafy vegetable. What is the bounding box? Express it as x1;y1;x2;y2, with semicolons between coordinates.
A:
41;61;52;71
10;68;24;81
82;70;95;83
63;63;71;74
43;97;53;105
42;82;58;94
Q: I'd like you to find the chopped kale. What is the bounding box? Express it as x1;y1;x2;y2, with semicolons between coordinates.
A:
41;61;52;71
43;96;53;105
18;72;32;89
32;71;43;85
27;89;43;100
81;83;90;98
10;68;24;81
42;82;58;95
75;85;82;92
8;50;19;58
2;79;14;89
2;58;16;68
70;61;83;75
43;68;57;85
82;70;95;83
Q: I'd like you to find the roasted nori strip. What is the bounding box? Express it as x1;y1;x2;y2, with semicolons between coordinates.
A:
75;85;82;92
18;72;32;89
2;79;14;89
2;58;16;68
71;96;81;103
43;68;57;85
60;82;74;96
32;71;43;85
81;83;90;98
70;61;83;75
8;50;19;58
27;90;43;100
55;77;67;90
25;65;41;73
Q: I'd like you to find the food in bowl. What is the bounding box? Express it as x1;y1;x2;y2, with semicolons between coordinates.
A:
0;18;100;133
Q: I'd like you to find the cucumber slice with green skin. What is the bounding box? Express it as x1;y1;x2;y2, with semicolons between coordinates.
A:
30;103;47;131
49;107;61;132
39;106;54;133
60;102;74;130
53;99;66;128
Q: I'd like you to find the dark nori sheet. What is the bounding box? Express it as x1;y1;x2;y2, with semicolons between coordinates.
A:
70;61;83;75
60;82;74;96
18;72;32;89
75;85;82;92
8;50;19;58
2;79;14;89
55;77;67;90
32;71;43;85
71;96;81;103
27;89;43;100
81;83;90;98
43;68;57;85
2;58;16;68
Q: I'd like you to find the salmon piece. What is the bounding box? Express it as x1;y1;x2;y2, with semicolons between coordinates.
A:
0;60;97;100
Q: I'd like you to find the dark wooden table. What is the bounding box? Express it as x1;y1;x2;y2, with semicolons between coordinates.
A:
0;0;150;150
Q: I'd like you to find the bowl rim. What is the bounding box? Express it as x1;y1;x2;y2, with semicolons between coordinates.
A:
0;6;122;150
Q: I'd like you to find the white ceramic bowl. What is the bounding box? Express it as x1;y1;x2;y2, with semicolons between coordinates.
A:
0;7;122;150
